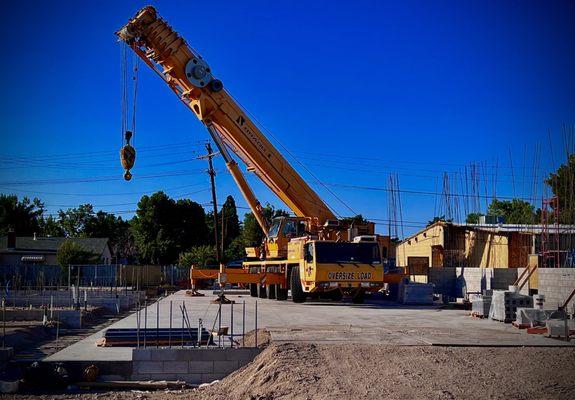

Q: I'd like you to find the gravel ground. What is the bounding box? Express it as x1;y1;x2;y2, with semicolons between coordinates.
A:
6;342;575;400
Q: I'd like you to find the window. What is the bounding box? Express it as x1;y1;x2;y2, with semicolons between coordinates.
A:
282;220;297;237
314;242;380;264
268;219;282;238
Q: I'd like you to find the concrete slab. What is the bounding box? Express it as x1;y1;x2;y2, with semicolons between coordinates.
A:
46;289;575;362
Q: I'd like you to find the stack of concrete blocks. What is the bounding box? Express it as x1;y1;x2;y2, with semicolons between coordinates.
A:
546;319;575;338
538;269;575;313
489;289;533;323
398;280;434;305
471;290;493;317
131;347;261;384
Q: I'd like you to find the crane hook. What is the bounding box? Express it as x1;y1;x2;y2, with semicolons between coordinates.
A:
120;130;136;181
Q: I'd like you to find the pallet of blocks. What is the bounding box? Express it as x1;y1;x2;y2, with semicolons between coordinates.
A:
488;290;533;323
471;291;492;318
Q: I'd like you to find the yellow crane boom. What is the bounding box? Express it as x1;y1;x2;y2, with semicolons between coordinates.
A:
116;6;335;236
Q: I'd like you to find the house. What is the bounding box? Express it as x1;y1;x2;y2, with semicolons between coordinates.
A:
395;221;575;277
0;231;112;265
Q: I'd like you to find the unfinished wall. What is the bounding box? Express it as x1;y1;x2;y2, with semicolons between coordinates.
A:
396;224;444;268
131;347;261;384
429;267;525;298
464;231;509;268
538;269;575;311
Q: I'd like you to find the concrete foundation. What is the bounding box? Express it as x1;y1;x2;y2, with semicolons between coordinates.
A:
4;290;144;313
131;347;261;384
3;308;83;328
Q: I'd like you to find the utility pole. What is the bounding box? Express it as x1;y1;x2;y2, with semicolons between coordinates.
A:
200;142;220;262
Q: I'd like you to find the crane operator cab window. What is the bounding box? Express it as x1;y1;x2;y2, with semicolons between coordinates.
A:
304;242;314;263
269;218;307;239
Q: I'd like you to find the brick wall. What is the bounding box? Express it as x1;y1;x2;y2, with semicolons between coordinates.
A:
538;269;575;311
131;347;261;384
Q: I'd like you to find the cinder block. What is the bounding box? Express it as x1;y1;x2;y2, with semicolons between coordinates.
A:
162;361;189;374
133;361;164;374
132;349;152;361
213;360;239;374
151;349;179;361
189;360;214;373
176;373;204;384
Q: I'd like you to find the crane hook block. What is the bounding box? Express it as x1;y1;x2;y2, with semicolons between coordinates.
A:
120;129;136;181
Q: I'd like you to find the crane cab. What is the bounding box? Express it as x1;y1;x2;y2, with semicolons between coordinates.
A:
265;216;310;259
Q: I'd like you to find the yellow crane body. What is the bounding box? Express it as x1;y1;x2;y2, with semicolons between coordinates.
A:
117;6;404;303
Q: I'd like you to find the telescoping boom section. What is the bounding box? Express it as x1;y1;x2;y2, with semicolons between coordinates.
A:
117;7;404;303
116;6;334;234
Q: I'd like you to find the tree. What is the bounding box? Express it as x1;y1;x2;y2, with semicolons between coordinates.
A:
40;215;65;237
465;199;537;224
0;195;44;236
465;213;482;224
179;245;216;267
57;204;95;237
487;199;537;224
132;192;209;264
427;215;452;227
220;195;241;251
545;153;575;224
242;204;289;247
57;240;98;268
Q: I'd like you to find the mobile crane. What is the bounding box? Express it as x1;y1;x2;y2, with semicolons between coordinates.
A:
117;6;403;303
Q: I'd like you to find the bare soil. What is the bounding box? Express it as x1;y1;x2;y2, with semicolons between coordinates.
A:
6;342;575;400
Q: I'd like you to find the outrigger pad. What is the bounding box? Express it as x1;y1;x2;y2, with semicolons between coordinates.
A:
211;294;235;304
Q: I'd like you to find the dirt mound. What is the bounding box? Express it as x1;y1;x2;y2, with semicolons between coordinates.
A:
198;343;575;400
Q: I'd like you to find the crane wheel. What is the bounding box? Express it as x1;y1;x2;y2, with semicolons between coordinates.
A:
266;284;276;299
290;267;306;303
249;284;258;297
352;289;365;304
329;289;343;301
257;284;267;298
276;287;288;301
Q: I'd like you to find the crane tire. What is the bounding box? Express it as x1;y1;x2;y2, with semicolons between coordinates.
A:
290;267;306;303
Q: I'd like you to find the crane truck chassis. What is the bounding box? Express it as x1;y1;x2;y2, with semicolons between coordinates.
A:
117;6;405;303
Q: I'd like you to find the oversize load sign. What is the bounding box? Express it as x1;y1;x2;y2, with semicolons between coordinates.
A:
327;272;373;280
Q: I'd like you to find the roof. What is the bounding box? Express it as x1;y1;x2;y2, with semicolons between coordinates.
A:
0;236;110;255
398;221;575;245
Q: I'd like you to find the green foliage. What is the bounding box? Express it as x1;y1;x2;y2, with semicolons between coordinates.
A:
465;213;482;224
427;215;452;227
545;153;575;224
131;192;208;264
179;245;216;267
0;195;44;236
56;240;98;267
57;204;95;237
40;215;65;237
339;214;369;225
487;199;537;224
221;195;241;250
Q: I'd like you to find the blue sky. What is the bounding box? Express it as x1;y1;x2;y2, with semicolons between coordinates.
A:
1;0;573;236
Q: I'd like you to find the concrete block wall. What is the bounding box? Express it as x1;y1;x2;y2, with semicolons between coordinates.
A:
429;267;523;298
538;269;575;311
3;309;82;328
131;347;261;384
